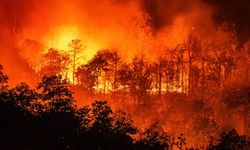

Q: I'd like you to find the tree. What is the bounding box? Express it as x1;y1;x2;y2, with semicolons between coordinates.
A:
103;50;121;92
0;91;31;150
116;63;133;93
87;50;109;93
183;34;201;94
152;57;166;96
208;129;250;150
76;63;98;92
91;101;113;133
86;49;122;94
86;101;114;149
112;110;138;136
135;123;173;150
125;56;153;104
68;39;84;84
171;46;186;93
10;82;37;113
152;55;176;95
0;64;8;90
206;23;238;89
207;52;235;88
0;70;36;149
36;75;74;112
111;110;138;150
76;106;91;129
39;48;70;78
35;76;80;150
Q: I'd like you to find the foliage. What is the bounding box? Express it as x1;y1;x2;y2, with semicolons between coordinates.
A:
39;48;70;77
0;64;250;149
0;64;8;90
208;129;250;150
135;123;173;150
37;75;74;112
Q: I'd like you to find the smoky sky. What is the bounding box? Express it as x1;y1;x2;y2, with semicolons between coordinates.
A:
205;0;250;25
141;0;249;40
141;0;195;29
205;0;250;41
0;0;249;37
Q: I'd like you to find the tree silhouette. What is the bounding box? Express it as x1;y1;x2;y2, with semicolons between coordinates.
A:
135;123;173;150
208;129;250;150
0;64;8;90
112;110;137;136
152;56;176;95
68;39;84;85
34;76;80;150
0;71;33;149
39;48;70;78
110;110;138;150
76;49;121;94
87;50;109;93
10;82;37;112
129;56;153;104
183;34;201;94
116;63;133;93
36;75;74;112
76;63;98;92
85;49;122;94
91;101;113;133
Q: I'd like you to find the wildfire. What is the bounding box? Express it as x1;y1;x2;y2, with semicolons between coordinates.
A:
45;26;80;50
41;26;104;83
0;0;249;148
44;25;101;59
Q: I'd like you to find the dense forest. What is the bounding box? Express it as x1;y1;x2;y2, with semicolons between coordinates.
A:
28;23;250;146
0;0;249;149
0;64;250;150
1;23;249;149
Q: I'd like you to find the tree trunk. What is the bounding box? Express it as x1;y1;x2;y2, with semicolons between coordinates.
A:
158;73;162;97
72;52;76;85
188;59;192;94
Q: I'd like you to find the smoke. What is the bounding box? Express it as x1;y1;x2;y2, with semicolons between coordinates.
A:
205;0;250;42
141;0;249;40
0;0;35;86
0;0;248;85
0;1;249;145
205;0;250;26
142;0;200;30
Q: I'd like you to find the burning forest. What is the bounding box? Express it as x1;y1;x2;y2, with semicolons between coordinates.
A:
0;0;249;149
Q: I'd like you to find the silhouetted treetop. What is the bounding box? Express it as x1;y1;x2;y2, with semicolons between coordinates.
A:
37;75;74;112
135;123;173;150
208;129;250;150
0;64;8;90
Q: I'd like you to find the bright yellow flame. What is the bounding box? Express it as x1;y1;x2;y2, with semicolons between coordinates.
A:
43;25;102;83
45;26;80;50
44;25;101;61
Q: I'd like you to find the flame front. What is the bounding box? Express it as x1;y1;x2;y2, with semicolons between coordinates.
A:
0;0;250;148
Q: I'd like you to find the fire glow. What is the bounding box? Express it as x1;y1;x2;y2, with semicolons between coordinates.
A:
0;0;249;148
